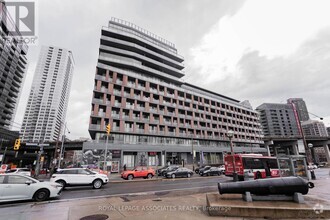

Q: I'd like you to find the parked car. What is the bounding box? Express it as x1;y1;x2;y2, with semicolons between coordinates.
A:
160;165;180;177
200;167;222;176
318;162;328;167
50;168;109;189
5;168;31;176
165;168;194;178
218;165;225;173
198;166;211;176
0;174;62;202
195;165;210;174
156;165;169;175
121;166;155;180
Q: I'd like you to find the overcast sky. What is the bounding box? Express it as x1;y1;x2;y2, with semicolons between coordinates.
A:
13;0;330;140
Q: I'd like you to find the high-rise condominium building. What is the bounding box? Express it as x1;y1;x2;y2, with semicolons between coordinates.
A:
21;46;74;143
0;2;28;140
287;98;309;122
302;120;328;137
256;103;299;137
85;18;264;167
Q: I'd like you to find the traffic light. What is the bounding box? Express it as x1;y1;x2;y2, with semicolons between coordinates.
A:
14;139;21;150
106;123;111;135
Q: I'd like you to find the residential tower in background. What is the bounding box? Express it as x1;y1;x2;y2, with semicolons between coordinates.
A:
20;46;74;143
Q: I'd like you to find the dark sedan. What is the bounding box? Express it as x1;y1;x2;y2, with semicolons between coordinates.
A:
161;165;180;177
200;167;222;176
195;165;210;174
198;166;211;176
166;168;194;178
156;166;169;175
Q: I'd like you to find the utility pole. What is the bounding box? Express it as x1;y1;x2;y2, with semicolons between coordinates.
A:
26;142;49;177
0;138;7;167
191;136;195;171
227;130;238;182
0;138;4;166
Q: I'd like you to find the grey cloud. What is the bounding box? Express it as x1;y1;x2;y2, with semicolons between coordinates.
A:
193;27;330;118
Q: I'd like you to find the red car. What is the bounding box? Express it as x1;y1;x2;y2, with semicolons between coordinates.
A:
121;166;155;180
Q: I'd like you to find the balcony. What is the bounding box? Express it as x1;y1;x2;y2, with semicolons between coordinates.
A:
97;112;105;117
136;106;145;110
113;90;121;96
127;82;135;87
122;115;130;120
136;129;144;134
142;118;149;122
111;114;120;119
100;87;108;93
93;99;104;104
126;104;134;109
167;112;174;116
89;124;100;130
95;75;106;81
123;93;130;98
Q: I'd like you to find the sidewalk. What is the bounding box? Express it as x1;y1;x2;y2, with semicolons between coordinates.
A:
1;176;329;220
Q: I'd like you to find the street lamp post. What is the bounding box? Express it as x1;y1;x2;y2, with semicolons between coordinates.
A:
57;122;70;169
191;136;195;171
227;130;238;182
308;143;316;180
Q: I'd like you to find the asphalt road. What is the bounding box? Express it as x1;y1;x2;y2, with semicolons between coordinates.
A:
59;175;228;200
0;168;328;207
59;167;327;201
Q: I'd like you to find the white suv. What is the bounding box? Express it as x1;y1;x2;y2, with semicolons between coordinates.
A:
6;168;31;176
50;168;109;189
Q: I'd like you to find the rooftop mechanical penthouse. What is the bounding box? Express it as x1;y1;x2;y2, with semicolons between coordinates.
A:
85;18;265;167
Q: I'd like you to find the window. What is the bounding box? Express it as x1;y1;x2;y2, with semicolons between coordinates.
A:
7;175;29;184
63;170;78;174
77;169;91;175
243;158;264;169
0;176;5;184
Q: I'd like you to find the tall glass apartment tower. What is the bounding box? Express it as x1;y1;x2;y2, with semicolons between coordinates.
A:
21;46;74;143
0;2;28;133
86;18;264;167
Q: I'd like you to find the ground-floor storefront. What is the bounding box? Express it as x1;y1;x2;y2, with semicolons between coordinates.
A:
81;142;267;172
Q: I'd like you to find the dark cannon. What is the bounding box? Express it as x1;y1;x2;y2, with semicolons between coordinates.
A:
218;177;314;196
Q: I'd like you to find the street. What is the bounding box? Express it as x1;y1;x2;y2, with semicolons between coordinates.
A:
0;168;329;208
0;175;227;208
59;175;226;200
